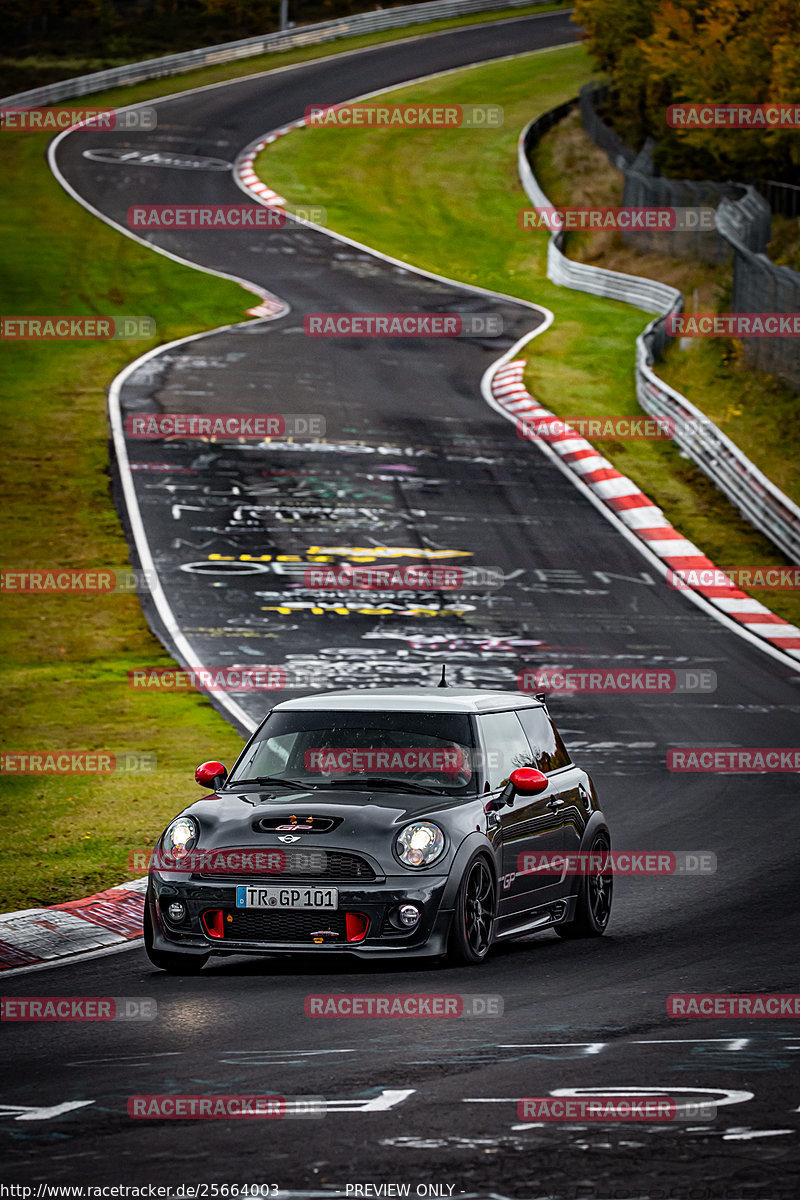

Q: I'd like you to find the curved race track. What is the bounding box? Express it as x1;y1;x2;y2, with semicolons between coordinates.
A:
2;12;799;1197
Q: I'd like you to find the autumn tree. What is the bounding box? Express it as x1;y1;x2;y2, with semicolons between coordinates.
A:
572;0;800;180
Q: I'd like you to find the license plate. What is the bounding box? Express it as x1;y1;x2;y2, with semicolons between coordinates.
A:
236;885;338;910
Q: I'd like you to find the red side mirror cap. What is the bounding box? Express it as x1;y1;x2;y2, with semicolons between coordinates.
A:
195;761;228;789
509;766;549;795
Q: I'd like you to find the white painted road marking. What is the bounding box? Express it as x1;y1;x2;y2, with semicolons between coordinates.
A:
0;1101;95;1121
324;1089;415;1112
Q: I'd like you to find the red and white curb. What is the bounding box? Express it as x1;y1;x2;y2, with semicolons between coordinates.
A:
0;879;147;971
235;104;359;206
237;132;290;208
244;291;288;319
235;124;303;318
489;359;800;662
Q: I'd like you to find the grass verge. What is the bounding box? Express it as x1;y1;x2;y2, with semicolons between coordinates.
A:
255;44;800;629
0;135;249;912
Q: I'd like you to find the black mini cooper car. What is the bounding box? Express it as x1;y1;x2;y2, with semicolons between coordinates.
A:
144;686;612;971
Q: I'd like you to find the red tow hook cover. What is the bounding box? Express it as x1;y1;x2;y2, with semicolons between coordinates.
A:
345;912;369;943
202;909;225;939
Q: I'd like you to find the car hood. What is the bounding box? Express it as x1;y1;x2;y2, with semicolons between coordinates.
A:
173;784;475;851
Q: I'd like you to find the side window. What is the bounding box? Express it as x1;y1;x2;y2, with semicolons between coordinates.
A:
517;706;571;773
237;731;298;776
477;711;534;790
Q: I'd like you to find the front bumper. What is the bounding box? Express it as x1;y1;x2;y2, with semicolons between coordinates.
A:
148;870;454;959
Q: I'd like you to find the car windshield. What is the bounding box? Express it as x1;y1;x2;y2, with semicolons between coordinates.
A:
228;709;478;795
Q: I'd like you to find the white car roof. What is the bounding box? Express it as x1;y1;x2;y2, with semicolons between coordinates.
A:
273;687;545;714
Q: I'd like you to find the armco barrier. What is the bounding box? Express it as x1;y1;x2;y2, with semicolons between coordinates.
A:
518;108;800;565
0;0;554;108
519;108;680;315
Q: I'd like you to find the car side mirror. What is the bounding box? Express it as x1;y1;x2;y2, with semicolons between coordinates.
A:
195;760;228;789
509;767;549;795
484;766;549;813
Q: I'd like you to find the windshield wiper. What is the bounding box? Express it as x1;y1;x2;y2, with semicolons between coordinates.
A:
322;776;448;796
228;775;318;790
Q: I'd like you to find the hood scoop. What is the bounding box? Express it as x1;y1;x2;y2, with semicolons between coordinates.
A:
254;815;341;835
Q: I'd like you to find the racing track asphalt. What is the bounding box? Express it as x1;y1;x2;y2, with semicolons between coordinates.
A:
2;11;799;1196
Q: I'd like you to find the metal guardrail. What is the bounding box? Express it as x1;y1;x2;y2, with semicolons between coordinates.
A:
519;111;681;316
518;109;800;565
0;0;556;108
635;334;800;565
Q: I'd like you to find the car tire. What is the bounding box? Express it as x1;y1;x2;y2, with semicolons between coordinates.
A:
448;855;496;965
555;830;613;939
143;894;208;974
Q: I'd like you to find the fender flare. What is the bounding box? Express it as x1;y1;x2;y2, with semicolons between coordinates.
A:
578;812;612;850
440;832;499;913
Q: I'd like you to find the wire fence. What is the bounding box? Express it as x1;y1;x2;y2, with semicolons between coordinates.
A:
717;198;800;387
756;180;800;220
580;84;747;264
580;83;800;391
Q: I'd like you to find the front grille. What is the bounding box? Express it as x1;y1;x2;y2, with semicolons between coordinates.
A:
225;910;349;943
199;849;376;882
301;851;375;880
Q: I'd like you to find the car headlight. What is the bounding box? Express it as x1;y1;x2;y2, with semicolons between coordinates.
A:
162;816;198;859
396;821;445;868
